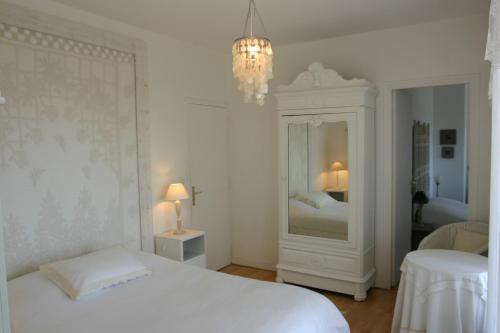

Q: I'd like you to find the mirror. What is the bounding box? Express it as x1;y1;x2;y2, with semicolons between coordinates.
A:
288;120;349;240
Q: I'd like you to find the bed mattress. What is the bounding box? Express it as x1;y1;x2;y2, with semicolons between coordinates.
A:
8;251;349;333
422;197;468;227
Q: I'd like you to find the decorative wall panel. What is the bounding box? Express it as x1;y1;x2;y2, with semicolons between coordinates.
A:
412;121;430;194
0;22;142;279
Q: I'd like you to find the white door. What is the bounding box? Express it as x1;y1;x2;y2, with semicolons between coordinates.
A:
187;101;231;271
393;90;413;285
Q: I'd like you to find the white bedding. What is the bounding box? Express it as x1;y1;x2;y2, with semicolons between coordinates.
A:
8;251;349;333
289;197;348;240
422;197;468;227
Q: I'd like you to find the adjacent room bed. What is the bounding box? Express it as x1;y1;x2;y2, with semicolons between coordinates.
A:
8;249;349;333
422;197;469;227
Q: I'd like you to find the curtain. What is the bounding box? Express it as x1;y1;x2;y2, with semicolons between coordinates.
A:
486;0;500;332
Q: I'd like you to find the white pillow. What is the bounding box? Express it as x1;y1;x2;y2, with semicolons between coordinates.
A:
40;246;151;300
452;229;489;254
295;191;333;209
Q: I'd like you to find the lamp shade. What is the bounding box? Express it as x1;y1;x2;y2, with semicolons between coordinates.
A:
165;183;190;201
331;161;344;171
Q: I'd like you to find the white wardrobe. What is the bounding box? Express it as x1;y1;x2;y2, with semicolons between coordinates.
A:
275;63;377;301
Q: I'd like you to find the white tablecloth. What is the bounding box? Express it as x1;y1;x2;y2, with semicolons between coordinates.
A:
392;250;488;333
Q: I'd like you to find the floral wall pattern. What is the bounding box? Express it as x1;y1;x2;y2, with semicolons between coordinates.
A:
0;23;141;279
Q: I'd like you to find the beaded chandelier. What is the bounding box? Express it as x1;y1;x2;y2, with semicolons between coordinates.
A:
232;0;273;106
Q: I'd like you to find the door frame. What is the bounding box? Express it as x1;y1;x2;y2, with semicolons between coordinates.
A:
391;89;414;285
378;73;481;288
0;201;10;333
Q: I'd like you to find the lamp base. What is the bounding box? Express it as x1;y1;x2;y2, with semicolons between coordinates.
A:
173;219;186;235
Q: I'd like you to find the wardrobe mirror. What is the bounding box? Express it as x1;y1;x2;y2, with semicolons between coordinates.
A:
288;121;349;240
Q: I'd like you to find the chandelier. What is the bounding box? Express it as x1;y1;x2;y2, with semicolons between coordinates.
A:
232;0;273;106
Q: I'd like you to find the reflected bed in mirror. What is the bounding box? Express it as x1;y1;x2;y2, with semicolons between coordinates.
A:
288;121;349;240
289;192;347;240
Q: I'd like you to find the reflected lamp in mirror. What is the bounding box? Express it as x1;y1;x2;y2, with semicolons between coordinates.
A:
331;161;348;190
165;183;190;235
412;191;429;225
332;161;344;171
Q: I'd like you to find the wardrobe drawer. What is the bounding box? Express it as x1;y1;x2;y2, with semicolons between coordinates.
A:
281;248;357;274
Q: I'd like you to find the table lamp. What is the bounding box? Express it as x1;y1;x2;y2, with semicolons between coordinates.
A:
331;161;345;189
165;183;190;235
412;191;429;224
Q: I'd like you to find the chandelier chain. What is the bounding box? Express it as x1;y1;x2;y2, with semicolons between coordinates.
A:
254;3;269;37
241;0;269;38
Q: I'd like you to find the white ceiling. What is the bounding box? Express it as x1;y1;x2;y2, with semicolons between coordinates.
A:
52;0;490;50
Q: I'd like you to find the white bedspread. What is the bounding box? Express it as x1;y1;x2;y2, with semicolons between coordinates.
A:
8;251;349;333
422;197;468;227
289;198;348;239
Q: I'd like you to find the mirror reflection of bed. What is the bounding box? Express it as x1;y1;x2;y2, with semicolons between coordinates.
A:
288;121;349;240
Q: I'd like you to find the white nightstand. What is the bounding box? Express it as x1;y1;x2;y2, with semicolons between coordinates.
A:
325;188;349;202
155;229;206;268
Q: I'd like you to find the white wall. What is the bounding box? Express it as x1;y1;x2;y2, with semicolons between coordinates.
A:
410;88;434;124
6;0;230;236
433;85;466;202
229;14;491;284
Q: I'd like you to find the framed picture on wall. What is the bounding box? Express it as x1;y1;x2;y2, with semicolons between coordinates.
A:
440;129;456;145
441;146;455;159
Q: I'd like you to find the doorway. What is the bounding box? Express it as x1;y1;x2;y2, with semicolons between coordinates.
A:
392;84;469;284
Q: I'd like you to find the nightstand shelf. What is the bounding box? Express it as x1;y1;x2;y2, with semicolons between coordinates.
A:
155;229;206;268
325;188;349;202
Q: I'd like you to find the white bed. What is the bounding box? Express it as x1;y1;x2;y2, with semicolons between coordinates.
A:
422;197;469;227
289;197;348;239
8;251;349;333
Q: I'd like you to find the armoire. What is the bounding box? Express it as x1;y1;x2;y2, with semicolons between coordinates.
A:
275;63;377;301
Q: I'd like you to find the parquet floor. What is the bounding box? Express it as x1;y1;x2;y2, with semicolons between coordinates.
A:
219;264;397;333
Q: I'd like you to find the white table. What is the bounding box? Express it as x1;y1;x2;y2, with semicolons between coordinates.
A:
392;250;488;333
154;229;206;268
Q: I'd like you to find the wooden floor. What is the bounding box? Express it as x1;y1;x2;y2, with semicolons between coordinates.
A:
219;264;397;333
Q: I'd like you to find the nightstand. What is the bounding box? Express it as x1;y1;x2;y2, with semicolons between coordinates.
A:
411;223;436;251
325;188;349;202
155;229;206;268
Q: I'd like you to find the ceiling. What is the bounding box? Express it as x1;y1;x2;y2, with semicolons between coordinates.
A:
52;0;490;50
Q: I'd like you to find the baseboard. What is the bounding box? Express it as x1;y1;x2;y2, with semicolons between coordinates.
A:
231;256;277;271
